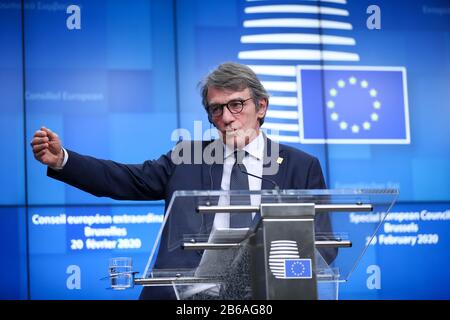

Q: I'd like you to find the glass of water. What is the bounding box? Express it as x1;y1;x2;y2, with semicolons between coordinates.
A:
109;257;134;290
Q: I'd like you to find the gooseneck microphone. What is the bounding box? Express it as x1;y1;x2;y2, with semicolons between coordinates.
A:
236;163;280;192
236;163;283;206
207;153;281;194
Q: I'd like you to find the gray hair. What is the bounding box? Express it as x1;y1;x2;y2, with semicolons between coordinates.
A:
199;62;269;125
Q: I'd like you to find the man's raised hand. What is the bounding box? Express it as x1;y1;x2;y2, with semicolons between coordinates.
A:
31;127;64;168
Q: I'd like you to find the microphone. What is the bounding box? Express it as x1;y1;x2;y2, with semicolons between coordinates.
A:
208;157;282;196
236;163;280;192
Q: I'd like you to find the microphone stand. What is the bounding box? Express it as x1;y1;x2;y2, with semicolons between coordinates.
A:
237;164;282;203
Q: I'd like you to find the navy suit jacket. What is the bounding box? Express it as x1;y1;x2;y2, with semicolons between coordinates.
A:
48;138;334;299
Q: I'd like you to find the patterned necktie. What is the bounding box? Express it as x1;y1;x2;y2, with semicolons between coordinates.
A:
229;150;252;228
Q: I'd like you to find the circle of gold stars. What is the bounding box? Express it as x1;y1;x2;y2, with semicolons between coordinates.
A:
327;76;381;134
290;261;305;276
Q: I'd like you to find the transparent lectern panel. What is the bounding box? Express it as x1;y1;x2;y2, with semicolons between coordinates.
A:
142;189;398;298
314;189;399;280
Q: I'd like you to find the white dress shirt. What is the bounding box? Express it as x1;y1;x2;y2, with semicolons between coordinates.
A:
212;132;264;230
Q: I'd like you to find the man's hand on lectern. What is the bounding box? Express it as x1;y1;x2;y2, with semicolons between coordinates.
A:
31;127;64;168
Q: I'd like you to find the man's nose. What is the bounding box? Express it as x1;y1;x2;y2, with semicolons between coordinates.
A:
221;106;235;123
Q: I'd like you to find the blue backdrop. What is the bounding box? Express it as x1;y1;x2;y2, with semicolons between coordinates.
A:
1;0;449;299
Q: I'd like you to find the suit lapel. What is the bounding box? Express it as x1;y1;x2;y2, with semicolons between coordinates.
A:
200;140;224;232
262;137;286;190
201;140;224;191
209;162;223;190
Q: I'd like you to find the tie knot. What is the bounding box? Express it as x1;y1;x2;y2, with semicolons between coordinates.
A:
234;150;247;165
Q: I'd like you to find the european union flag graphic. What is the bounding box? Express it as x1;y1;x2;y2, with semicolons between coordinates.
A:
284;259;312;279
297;66;410;144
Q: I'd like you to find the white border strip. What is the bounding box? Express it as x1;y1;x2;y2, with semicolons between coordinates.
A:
263;123;300;132
243;18;352;30
244;5;349;16
241;33;356;45
239;49;360;61
248;65;297;77
261;81;297;92
269;96;298;106
246;0;347;4
266;110;299;119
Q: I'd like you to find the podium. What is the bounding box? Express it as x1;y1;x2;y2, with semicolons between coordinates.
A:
110;189;398;300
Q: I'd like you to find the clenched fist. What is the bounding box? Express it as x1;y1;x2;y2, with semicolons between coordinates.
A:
30;127;64;168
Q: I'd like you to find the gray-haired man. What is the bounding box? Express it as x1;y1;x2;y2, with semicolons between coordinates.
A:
31;62;335;299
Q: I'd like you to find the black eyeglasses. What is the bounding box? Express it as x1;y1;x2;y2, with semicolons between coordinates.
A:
207;97;253;117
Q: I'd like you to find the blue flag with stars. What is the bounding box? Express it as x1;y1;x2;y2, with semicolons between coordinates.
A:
285;259;312;279
297;66;410;144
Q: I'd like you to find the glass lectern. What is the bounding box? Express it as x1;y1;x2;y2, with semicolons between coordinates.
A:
109;189;398;300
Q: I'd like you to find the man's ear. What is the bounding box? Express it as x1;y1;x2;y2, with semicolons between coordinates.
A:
257;98;268;119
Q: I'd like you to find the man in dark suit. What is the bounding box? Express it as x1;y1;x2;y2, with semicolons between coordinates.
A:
31;62;335;299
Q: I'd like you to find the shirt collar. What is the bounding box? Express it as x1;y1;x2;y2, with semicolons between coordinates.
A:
223;131;264;161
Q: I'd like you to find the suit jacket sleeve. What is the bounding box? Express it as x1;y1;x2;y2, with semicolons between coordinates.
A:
305;156;327;189
47;149;174;201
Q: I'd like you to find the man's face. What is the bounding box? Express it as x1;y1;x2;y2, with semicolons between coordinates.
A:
207;86;267;149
